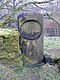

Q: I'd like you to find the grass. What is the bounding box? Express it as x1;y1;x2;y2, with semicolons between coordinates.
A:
0;64;60;80
44;37;60;49
0;37;60;80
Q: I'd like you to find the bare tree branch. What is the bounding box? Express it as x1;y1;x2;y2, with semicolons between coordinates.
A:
46;13;60;24
0;8;11;10
0;0;2;2
16;1;23;6
34;4;48;11
0;0;12;10
0;14;9;20
16;0;54;12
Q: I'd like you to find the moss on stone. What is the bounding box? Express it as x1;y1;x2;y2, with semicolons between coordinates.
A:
0;28;38;65
0;28;23;66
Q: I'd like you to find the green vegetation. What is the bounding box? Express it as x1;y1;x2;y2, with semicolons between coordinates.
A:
0;28;18;37
44;37;60;49
0;28;19;58
0;28;23;66
0;16;17;28
0;31;60;80
0;64;60;80
13;64;60;80
0;64;20;80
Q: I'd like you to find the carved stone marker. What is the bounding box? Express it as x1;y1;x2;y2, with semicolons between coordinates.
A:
18;13;43;64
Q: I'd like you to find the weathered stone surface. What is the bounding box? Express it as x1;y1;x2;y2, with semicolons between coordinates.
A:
0;28;23;66
20;37;43;65
0;28;43;65
0;28;20;58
